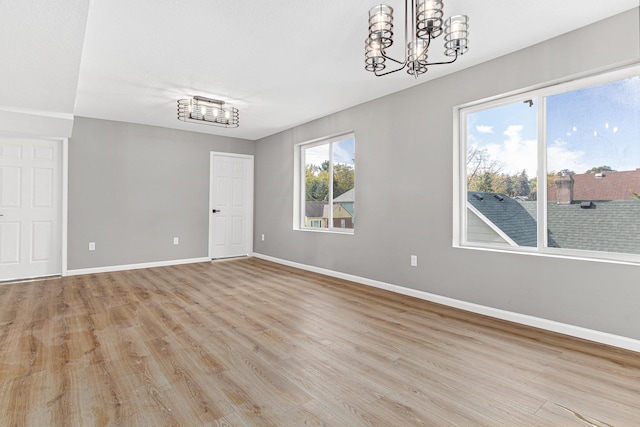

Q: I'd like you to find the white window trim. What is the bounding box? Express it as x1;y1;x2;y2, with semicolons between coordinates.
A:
454;64;640;265
293;131;355;235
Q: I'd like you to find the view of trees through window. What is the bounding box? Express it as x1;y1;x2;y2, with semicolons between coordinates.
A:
466;99;538;201
463;71;640;257
302;134;355;230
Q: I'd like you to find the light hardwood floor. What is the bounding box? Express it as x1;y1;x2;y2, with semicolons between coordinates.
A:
1;257;639;426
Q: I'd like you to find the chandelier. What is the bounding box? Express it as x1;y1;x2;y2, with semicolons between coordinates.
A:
177;96;239;128
365;0;469;78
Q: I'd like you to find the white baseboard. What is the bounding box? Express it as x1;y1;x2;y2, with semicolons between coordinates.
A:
252;252;640;354
66;257;210;276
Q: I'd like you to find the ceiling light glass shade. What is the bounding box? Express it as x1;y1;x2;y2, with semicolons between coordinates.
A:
416;0;444;39
177;96;239;128
365;37;386;72
367;4;394;49
407;39;428;76
444;15;469;56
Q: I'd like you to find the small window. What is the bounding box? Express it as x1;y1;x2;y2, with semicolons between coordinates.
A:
296;133;355;233
456;67;640;263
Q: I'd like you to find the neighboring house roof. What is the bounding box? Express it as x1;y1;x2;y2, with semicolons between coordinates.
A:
333;188;354;203
469;192;640;255
322;203;353;218
467;192;537;247
305;201;326;218
548;170;640;201
545;201;640;254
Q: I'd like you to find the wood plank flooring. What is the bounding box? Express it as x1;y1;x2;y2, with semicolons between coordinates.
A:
1;257;639;426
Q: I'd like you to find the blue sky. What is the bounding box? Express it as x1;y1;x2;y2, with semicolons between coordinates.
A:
305;136;355;168
467;76;640;176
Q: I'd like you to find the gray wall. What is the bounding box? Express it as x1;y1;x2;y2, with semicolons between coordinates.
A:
253;9;640;340
68;117;254;269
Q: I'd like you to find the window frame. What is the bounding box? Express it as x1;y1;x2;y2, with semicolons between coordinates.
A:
454;65;640;265
294;131;355;235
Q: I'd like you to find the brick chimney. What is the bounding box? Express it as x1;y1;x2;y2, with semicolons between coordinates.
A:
555;174;574;204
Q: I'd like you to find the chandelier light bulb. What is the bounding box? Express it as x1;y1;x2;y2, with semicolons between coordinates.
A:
450;20;464;39
372;40;382;56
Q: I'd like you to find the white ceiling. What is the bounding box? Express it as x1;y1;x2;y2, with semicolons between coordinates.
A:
2;1;638;141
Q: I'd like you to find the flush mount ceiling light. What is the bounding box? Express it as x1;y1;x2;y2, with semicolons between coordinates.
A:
177;96;239;128
365;0;469;78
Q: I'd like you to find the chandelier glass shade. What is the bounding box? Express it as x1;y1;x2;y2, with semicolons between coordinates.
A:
365;0;469;78
177;96;239;128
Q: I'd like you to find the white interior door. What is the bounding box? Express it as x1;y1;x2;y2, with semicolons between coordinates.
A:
0;138;61;281
209;153;253;259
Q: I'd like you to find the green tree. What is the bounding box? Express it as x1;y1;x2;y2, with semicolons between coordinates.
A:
557;169;575;176
514;169;530;197
585;165;615;174
333;163;354;199
528;176;537;200
466;147;502;189
306;162;355;201
474;172;494;192
491;174;507;194
504;174;515;197
305;164;329;201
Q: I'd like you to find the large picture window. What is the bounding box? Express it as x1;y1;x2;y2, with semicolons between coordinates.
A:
457;67;640;262
297;133;355;233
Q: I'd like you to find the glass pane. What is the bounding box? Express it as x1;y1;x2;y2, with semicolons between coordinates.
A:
332;137;355;229
304;143;330;229
545;76;640;254
465;100;538;247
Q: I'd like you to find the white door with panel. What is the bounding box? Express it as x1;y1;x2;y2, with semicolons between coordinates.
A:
209;153;253;259
0;138;61;281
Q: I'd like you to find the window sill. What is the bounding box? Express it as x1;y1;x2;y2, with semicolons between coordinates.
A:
454;242;640;267
295;227;354;235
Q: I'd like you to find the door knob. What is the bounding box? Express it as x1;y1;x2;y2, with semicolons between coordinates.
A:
212;209;220;213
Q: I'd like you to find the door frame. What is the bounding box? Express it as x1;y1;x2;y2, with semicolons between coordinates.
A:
208;152;254;259
61;137;68;276
0;135;67;281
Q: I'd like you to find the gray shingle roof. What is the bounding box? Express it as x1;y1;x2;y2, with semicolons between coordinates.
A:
545;200;640;254
469;192;640;254
305;201;326;218
467;192;537;247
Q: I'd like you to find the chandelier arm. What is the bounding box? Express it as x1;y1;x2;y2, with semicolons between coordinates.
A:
374;62;409;77
424;50;459;67
380;51;407;65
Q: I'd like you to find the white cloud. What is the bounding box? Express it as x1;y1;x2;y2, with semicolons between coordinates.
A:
304;145;329;167
304;141;354;168
547;139;589;173
476;125;494;134
481;125;537;175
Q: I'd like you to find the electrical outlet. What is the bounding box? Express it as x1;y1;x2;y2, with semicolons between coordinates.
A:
173;237;179;245
89;242;95;251
261;234;265;241
410;255;418;267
